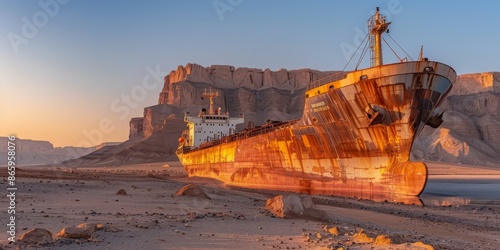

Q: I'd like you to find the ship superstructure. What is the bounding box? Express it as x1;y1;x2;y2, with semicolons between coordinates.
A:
181;88;244;148
176;8;456;202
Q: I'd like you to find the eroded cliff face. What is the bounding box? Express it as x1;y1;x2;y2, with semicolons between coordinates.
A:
158;63;336;104
170;63;329;88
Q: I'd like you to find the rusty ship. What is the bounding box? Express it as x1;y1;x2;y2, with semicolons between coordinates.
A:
176;8;456;202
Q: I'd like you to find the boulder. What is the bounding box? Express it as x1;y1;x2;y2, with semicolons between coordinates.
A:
56;223;94;239
374;235;393;245
264;195;328;220
19;228;54;245
96;223;105;230
175;184;211;199
323;226;340;236
352;230;374;243
116;189;127;195
412;241;435;250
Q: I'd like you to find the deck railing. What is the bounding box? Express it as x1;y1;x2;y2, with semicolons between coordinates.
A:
306;72;348;91
184;119;299;153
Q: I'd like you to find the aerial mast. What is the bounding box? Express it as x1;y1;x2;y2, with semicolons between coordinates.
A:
202;88;219;115
369;7;391;67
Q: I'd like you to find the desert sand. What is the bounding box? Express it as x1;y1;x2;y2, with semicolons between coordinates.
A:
1;162;499;250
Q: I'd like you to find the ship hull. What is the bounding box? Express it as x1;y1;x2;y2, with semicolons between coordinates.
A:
177;61;456;203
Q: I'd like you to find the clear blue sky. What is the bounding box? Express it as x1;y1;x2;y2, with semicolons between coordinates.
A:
1;0;499;147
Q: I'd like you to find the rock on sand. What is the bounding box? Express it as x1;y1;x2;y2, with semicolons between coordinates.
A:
116;189;127;195
19;228;54;245
56;223;94;239
175;184;211;199
265;195;328;220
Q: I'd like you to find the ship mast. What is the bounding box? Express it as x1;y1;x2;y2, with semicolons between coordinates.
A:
369;7;391;67
202;88;219;115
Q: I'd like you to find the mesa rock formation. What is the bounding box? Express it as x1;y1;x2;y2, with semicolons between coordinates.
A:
70;64;500;167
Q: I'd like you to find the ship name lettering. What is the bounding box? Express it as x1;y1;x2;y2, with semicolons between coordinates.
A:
313;106;330;112
311;102;326;108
